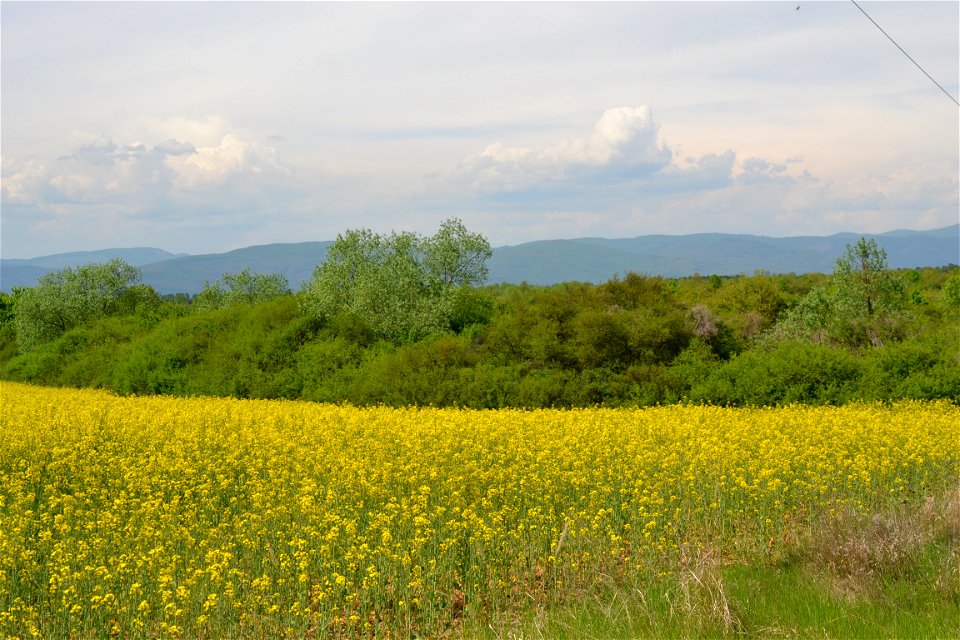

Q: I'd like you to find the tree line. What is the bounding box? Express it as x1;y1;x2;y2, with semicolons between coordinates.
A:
2;220;958;408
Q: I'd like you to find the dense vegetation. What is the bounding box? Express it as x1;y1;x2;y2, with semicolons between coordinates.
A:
1;225;958;408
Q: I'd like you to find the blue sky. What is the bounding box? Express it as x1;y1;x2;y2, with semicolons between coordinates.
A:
2;1;957;258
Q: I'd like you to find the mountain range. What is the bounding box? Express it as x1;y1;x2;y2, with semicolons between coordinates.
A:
2;225;957;295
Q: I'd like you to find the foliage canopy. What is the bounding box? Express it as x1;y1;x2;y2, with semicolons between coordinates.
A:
12;258;142;352
193;268;290;312
299;218;492;342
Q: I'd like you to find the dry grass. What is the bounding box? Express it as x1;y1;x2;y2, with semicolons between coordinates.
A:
802;483;960;601
670;545;742;636
471;486;960;639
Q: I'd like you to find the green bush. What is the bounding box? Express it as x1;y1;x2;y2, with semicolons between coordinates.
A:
690;341;862;406
297;337;366;403
515;368;576;408
858;333;960;402
3;316;145;388
345;334;477;406
458;364;523;409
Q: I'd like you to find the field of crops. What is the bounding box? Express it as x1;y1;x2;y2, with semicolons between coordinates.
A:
1;382;957;638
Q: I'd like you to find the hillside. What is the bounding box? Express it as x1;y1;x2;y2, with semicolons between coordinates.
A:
488;227;959;284
2;247;184;291
138;242;332;295
2;225;956;294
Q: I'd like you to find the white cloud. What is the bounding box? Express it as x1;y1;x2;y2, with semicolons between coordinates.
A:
424;105;957;244
0;157;48;204
155;139;197;156
625;159;958;239
118;115;230;149
167;134;290;190
3;130;291;203
455;107;672;191
0;128;301;256
2;1;956;257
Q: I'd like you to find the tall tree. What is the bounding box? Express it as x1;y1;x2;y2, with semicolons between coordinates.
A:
832;237;904;319
830;237;907;346
422;218;492;287
764;237;907;348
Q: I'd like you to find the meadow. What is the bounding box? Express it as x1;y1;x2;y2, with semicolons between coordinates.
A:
1;381;957;638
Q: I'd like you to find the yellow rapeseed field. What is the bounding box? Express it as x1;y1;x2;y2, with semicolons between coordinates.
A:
1;381;957;638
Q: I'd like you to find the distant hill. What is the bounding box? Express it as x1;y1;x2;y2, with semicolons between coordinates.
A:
2;247;182;270
0;264;54;292
1;247;184;292
138;242;332;295
487;226;960;284
2;225;956;294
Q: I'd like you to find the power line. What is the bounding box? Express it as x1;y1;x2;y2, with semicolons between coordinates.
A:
849;0;959;108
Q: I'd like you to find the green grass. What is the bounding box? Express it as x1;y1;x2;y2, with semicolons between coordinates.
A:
724;561;958;639
464;562;958;639
465;487;960;639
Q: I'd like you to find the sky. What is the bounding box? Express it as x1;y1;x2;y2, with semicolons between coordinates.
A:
2;1;958;259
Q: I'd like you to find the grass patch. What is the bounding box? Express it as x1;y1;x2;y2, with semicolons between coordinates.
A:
724;560;957;639
467;485;960;639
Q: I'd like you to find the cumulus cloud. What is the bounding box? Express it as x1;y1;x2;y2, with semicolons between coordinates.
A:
624;157;958;239
1;157;49;204
167;134;289;190
438;107;745;226
431;106;957;243
3;131;290;205
735;156;809;186
1;126;302;256
118;115;230;148
3;101;955;257
455;106;672;191
73;135;119;164
654;151;737;192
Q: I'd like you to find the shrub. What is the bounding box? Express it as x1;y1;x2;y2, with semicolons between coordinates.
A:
690;341;862;406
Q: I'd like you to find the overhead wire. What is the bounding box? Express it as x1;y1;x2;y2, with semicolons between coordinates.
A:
849;0;959;108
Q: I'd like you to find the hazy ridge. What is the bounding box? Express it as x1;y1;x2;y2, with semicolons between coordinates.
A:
3;225;957;295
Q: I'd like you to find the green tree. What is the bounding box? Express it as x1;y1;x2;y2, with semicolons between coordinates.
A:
422;218;492;287
764;237;907;348
763;285;832;345
942;272;960;316
830;237;907;346
833;238;904;319
12;258;142;352
193;268;290;311
300;219;491;343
